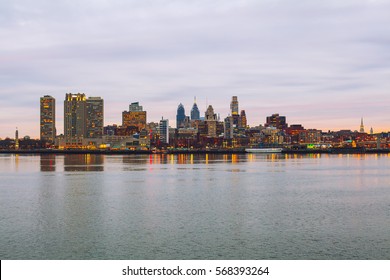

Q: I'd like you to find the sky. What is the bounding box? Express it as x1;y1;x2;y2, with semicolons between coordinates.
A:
1;0;390;139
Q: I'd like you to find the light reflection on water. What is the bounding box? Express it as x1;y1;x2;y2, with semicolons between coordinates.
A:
0;153;390;259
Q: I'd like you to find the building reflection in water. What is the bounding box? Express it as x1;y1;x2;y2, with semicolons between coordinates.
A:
64;154;104;172
141;153;246;165
40;154;56;172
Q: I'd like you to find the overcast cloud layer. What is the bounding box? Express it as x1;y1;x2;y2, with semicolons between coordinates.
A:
1;0;390;138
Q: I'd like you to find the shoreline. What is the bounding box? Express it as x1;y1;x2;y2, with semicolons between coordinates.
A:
1;148;389;155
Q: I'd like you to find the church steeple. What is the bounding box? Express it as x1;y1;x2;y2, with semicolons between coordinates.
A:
360;118;365;133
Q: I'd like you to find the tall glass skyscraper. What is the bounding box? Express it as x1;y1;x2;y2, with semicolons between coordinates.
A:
176;103;186;128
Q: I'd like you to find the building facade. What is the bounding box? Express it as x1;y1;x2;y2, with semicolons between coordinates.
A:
122;102;147;132
40;95;56;144
205;105;217;137
265;113;287;129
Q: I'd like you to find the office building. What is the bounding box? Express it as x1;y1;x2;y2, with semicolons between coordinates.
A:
40;95;56;144
224;116;233;139
239;110;247;128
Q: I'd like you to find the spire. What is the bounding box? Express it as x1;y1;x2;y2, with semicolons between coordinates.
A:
360;117;365;133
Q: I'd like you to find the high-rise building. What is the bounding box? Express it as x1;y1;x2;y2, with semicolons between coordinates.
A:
230;96;239;115
159;118;169;144
86;97;104;138
265;113;287;129
64;93;87;142
176;103;186;129
224;116;233;139
239;110;247;128
205;105;217;137
122;102;147;132
40;95;56;144
190;97;200;120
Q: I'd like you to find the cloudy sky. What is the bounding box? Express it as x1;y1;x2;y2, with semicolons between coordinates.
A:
1;0;390;138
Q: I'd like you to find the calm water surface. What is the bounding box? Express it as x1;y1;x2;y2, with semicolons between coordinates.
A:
0;153;390;259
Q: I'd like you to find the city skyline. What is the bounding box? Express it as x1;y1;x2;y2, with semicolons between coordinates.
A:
1;0;390;138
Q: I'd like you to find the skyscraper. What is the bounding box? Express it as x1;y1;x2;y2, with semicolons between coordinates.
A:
159;118;169;144
239;110;247;128
230;96;239;115
40;95;56;144
122;102;147;132
230;96;240;126
176;103;186;128
86;97;104;138
190;97;200;120
64;93;87;143
205;105;217;137
224;116;233;139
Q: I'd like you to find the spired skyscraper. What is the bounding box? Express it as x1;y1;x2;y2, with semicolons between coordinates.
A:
176;103;186;128
190;97;200;120
40;95;56;144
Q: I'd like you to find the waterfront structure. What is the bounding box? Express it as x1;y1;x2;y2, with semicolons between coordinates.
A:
122;102;147;132
190;97;200;120
265;113;287;129
360;118;365;133
176;103;186;129
205;105;217;137
159;118;169;144
86;97;104;138
40;95;56;144
64;93;87;144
